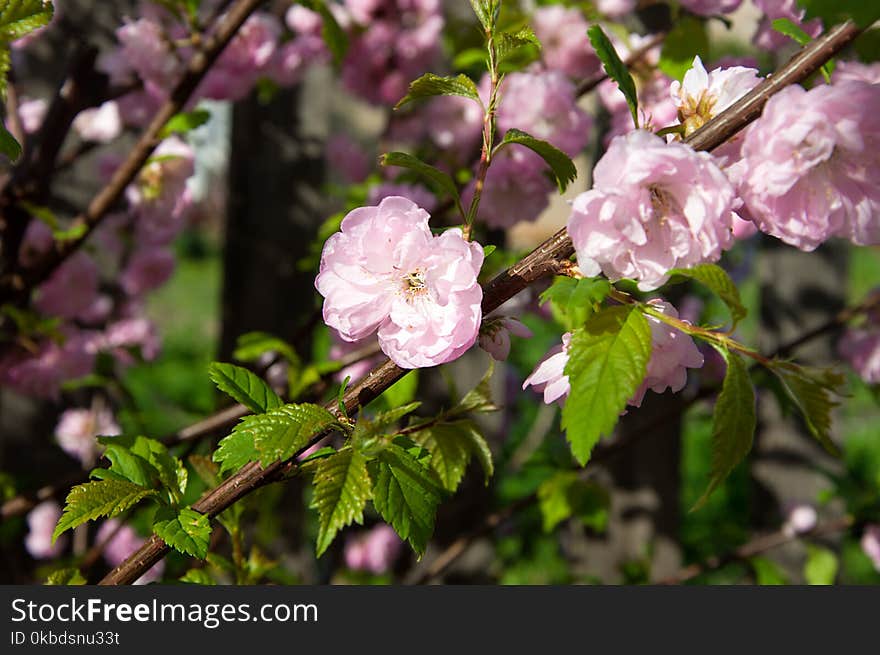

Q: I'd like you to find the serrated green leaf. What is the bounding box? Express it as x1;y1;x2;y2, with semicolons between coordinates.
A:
772;362;842;456
45;568;86;585
539;276;612;331
695;349;756;510
496;26;541;65
804;545;838;585
313;449;372;556
0;122;21;160
658;15;709;83
371;444;443;556
772;18;833;81
159;108;211;138
53;480;158;542
213;429;259;475
96;443;158;489
395;73;481;109
0;0;54;42
233;403;340;466
355;401;422;442
453;360;497;415
537;471;609;533
588;25;639;128
469;0;495;32
208;362;283;414
797;0;880;29
411;421;475;492
98;435;187;501
379;151;462;210
153;506;211;559
497;128;577;192
562;306;652;465
668;264;747;328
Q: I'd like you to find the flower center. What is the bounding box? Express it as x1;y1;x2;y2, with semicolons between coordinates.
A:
678;90;718;136
401;269;428;299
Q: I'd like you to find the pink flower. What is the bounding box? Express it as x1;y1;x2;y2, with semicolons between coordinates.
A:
55;406;121;467
0;330;97;399
35;252;100;320
523;332;572;405
18;219;54;268
286;5;323;35
497;69;592;158
316;196;484;369
344;524;403;574
832;60;880;86
738;81;880;251
753;0;822;51
25;502;65;560
96;520;165;584
603;72;679;145
679;0;742;15
269;34;328;86
862;525;880;573
670;56;761;138
531;6;601;79
73;101;122;143
462;147;555;228
326;134;371;184
424;95;482;157
116;17;180;89
567;129;737;291
782;503;818;537
629;300;704;407
838;328;880;384
368;183;437;213
120;247;176;296
595;0;637;18
103;317;161;363
479;317;533;361
18;98;47;134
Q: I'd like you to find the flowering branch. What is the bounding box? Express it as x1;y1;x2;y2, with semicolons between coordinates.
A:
95;20;861;586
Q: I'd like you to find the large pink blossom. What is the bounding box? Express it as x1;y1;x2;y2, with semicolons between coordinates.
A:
531;6;601;80
96;520;165;584
832;60;880;86
738;81;880;251
523;332;572;405
629;300;704;407
25;502;65;559
55;406;121;467
316;196;483;369
35;252;100;320
344;524;403;575
567;129;737;290
497;69;592;158
753;0;822;51
679;0;742;15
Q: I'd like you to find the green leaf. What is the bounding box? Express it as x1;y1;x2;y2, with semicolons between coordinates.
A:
497;128;577;192
159;108;211;138
371;443;444;556
658;15;709;82
667;264;747;328
95;443;158;489
411;420;493;492
395;72;481;109
469;0;495;32
539;276;612;331
375;370;419;411
355;402;422;440
0;122;21;160
694;349;756;510
45;568;86;585
588;25;639;128
496;26;541;66
797;0;880;29
98;435;187;502
804;545;838;585
53;480;158;542
0;0;54;42
772;18;833;81
537;471;609;533
179;568;215;585
562;306;652;465
153;506;211;559
313;449;372;556
300;0;348;65
379;151;462;210
453;360;498;415
208;362;283;414
213;429;259;475
233;403;340;466
233;331;300;366
751;557;788;585
771;363;842;456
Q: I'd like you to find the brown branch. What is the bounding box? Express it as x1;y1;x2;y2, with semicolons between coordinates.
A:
655;516;854;584
98;21;860;586
0;0;267;306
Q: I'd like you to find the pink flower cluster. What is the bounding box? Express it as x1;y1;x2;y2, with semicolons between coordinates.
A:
531;6;601;80
738;80;880;251
316;196;484;369
567;129;737;290
344;524;403;574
